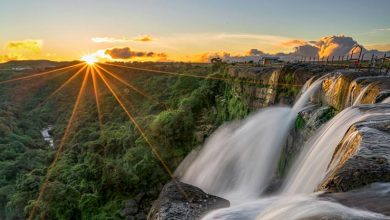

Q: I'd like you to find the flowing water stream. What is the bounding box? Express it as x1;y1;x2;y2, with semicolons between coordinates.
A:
177;75;390;219
179;77;324;202
352;84;372;106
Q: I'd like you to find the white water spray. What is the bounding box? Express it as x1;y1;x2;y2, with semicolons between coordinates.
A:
179;78;324;201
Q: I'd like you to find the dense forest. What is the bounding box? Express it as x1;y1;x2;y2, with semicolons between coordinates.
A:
0;61;250;219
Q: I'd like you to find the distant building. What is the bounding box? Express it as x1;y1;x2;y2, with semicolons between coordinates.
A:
260;57;281;65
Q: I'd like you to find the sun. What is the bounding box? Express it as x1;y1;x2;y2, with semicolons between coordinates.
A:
81;54;98;65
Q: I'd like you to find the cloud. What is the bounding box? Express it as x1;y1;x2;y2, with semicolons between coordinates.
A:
104;47;167;60
292;44;319;57
195;51;273;63
6;40;43;53
365;44;390;52
0;54;22;63
92;37;132;43
92;35;153;43
375;28;390;32
281;39;307;47
315;35;358;57
247;49;265;56
289;35;375;58
134;35;153;42
196;35;390;63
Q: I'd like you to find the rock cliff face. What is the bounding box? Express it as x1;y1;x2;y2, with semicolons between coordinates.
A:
322;72;390;110
227;66;281;109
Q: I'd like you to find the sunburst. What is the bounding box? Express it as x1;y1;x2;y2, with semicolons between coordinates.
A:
81;54;98;65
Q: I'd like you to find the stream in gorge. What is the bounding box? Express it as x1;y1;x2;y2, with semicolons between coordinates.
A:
176;75;390;220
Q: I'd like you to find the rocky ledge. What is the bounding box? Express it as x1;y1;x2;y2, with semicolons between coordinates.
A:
319;110;390;192
147;180;229;220
320;182;390;216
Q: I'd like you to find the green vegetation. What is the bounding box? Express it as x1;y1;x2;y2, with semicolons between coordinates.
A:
0;61;250;219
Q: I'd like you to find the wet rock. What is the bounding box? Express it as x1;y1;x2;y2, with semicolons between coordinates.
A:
147;180;229;220
277;104;335;180
320;182;390;216
322;71;390;110
319;117;390;192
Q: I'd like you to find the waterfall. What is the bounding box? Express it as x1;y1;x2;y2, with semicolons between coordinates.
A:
256;195;388;220
180;107;294;201
178;78;324;202
352;84;372;106
282;106;390;195
203;183;390;220
177;73;390;219
201;105;390;220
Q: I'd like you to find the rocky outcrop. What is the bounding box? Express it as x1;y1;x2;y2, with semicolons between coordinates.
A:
319;115;390;192
322;71;390;110
277;104;336;178
147;180;229;220
320;182;390;216
227;66;281;109
274;65;390;192
226;64;334;110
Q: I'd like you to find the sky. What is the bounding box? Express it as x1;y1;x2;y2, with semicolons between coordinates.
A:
1;0;390;62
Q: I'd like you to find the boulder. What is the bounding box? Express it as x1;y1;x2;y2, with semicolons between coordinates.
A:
148;180;230;220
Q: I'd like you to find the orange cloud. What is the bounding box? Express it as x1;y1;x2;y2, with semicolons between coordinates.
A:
92;37;132;43
281;39;307;47
92;35;153;43
365;44;390;51
134;35;153;42
0;54;21;63
83;47;168;62
6;39;43;53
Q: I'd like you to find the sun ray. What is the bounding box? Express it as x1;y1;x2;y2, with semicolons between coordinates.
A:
0;63;83;85
102;62;304;88
95;64;167;109
40;65;88;105
91;66;104;130
95;67;190;201
28;69;90;220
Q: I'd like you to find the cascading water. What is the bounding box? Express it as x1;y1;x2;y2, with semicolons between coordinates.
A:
203;183;390;220
352;84;372;106
282;105;390;195
178;77;324;202
201;105;390;220
179;107;293;201
176;74;390;220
